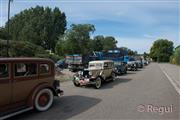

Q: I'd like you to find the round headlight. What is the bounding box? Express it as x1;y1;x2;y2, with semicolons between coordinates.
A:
89;71;92;76
78;71;83;75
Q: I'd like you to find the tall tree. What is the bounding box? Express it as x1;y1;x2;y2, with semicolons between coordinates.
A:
90;35;117;51
55;24;95;56
103;36;117;51
150;39;174;62
5;6;66;52
90;35;104;51
0;27;9;39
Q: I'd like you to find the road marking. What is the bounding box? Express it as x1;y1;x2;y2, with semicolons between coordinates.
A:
159;65;180;95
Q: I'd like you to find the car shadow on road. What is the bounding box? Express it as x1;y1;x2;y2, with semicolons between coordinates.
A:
100;78;132;89
124;72;136;75
8;95;101;120
77;78;132;90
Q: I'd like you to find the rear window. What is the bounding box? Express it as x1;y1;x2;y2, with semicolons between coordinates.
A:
15;63;37;77
40;64;50;74
0;64;9;79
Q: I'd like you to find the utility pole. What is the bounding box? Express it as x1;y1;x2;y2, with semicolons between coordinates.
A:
7;0;12;57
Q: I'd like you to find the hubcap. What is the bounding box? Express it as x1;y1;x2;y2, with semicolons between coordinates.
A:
38;93;50;107
96;79;101;88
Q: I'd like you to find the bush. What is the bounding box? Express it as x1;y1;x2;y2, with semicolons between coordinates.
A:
174;47;180;65
170;47;180;65
36;53;61;62
0;39;61;62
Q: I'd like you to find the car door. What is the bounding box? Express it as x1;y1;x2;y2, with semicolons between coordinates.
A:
0;63;11;108
12;62;38;104
107;62;113;77
103;62;112;79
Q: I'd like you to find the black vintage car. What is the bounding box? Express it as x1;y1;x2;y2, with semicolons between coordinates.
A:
114;61;127;75
55;59;68;69
127;57;138;71
136;60;143;68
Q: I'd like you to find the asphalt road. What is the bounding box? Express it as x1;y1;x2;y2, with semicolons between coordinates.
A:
10;63;180;120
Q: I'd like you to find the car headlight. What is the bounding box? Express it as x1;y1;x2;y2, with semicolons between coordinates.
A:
89;71;92;76
78;71;83;75
74;76;79;81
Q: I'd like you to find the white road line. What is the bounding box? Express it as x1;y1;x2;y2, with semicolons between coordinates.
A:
159;65;180;95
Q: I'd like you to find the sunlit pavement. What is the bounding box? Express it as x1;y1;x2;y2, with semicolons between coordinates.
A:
159;63;180;93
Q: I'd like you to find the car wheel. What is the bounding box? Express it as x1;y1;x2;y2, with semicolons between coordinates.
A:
94;77;102;89
73;79;80;87
111;72;116;81
34;88;54;112
119;70;122;75
124;70;127;74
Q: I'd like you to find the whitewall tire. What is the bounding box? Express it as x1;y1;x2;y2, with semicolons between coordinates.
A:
34;88;54;112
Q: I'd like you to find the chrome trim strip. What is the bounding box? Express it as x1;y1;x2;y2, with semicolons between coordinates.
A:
0;107;33;120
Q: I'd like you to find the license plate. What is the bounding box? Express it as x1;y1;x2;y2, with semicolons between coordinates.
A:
84;79;89;82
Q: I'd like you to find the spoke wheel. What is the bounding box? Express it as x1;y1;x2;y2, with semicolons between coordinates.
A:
95;77;102;89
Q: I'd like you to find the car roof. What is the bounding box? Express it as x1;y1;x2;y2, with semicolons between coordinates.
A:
89;60;113;64
0;57;54;63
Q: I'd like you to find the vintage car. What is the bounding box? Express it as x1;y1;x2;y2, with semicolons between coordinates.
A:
127;61;138;71
0;58;63;119
55;59;68;69
136;60;143;68
114;61;127;75
143;60;149;66
73;60;116;89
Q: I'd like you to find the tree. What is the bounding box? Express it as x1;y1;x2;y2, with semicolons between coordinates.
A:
0;27;9;39
102;36;117;51
170;46;180;65
0;39;60;61
173;47;180;65
5;6;66;52
89;35;104;51
150;39;174;62
55;24;95;56
119;47;137;56
90;35;117;52
143;52;149;60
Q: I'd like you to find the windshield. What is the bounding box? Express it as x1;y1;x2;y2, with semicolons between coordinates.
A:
89;63;102;69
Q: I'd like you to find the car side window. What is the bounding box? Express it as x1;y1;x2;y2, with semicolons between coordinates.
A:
40;64;50;74
0;64;9;79
15;63;37;77
104;63;108;69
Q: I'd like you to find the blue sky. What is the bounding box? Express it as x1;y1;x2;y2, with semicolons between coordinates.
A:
0;0;179;53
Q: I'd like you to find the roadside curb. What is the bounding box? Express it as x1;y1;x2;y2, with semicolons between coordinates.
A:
159;65;180;95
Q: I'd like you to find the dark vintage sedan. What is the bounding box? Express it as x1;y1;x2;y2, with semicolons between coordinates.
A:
114;61;127;75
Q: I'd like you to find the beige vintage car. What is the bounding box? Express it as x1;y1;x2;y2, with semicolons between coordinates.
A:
73;60;116;89
0;58;63;119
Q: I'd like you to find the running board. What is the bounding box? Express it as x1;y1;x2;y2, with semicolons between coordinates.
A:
0;107;33;120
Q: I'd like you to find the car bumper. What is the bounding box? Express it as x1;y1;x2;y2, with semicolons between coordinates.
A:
74;77;96;86
54;80;64;96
